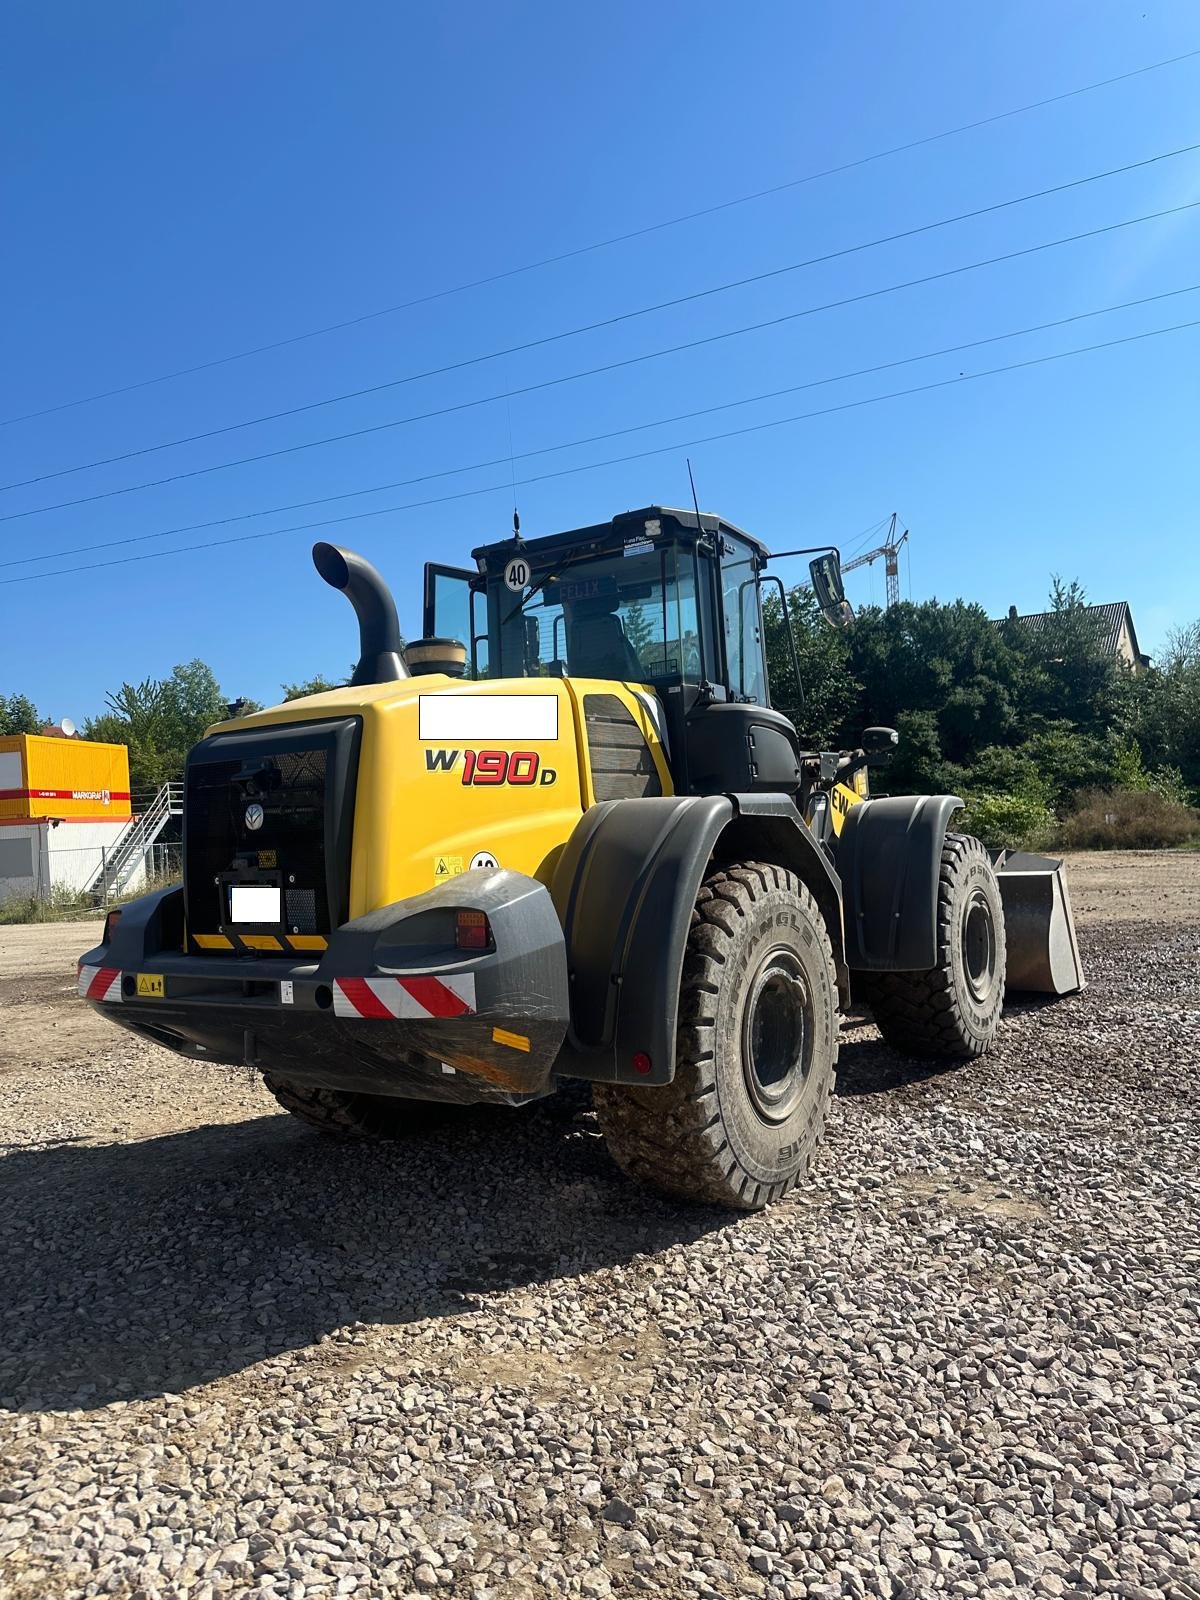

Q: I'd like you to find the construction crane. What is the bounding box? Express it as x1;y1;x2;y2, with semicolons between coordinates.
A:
842;512;909;607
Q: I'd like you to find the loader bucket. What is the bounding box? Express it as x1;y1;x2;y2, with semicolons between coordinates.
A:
990;850;1085;996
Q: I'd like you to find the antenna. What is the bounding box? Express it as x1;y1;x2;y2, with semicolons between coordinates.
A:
505;396;521;544
59;717;76;737
685;458;716;701
686;457;703;531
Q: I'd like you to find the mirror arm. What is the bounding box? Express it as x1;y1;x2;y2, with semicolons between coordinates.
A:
762;574;804;715
767;544;843;564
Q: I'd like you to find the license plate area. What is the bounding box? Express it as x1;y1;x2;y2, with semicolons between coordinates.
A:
229;884;282;924
218;869;284;944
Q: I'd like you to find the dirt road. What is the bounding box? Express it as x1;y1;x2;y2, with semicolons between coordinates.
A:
2;852;1198;1599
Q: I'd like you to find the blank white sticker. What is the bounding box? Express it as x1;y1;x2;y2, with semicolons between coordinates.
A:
418;694;558;742
229;884;281;923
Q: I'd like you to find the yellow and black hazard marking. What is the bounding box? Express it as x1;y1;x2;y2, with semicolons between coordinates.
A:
190;931;329;955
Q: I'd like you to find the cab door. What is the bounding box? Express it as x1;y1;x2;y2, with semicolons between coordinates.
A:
423;564;488;678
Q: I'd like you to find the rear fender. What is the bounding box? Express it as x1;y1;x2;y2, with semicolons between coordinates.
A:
552;794;845;1084
835;794;963;971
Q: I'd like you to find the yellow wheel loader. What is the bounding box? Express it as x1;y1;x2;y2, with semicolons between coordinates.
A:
78;507;1083;1210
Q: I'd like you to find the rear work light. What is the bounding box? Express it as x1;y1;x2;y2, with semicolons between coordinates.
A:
455;910;491;952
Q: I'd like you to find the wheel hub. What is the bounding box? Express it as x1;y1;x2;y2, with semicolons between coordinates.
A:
961;888;998;1004
741;946;813;1124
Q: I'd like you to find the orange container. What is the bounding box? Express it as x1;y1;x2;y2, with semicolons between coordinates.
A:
0;735;132;822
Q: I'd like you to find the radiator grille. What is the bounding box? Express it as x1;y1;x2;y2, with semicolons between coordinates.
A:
584;693;663;801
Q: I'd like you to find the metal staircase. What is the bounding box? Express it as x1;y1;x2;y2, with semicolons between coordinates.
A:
87;781;184;901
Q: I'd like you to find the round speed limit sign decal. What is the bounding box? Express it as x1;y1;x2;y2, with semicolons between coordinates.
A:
503;556;531;592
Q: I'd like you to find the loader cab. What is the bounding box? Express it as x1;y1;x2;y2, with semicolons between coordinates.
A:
421;507;800;795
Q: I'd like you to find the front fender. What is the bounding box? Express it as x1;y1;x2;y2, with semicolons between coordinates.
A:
551;794;844;1084
835;794;964;970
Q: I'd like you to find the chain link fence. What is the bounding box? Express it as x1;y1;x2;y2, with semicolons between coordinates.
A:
0;841;182;922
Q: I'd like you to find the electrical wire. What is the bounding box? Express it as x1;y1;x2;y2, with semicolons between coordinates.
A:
6;138;1197;496
4;314;1195;588
6;44;1198;430
4;280;1196;571
5;196;1198;528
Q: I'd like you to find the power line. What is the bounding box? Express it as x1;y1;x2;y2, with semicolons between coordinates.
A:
5;315;1195;588
5;195;1198;528
6;45;1198;430
7;138;1197;496
6;280;1196;572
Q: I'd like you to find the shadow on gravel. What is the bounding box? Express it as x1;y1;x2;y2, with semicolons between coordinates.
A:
0;1097;731;1413
834;1035;959;1097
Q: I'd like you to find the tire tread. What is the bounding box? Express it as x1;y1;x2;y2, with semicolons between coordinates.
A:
595;862;838;1211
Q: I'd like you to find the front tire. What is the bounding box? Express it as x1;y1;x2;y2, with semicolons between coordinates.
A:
594;862;839;1211
859;831;1006;1059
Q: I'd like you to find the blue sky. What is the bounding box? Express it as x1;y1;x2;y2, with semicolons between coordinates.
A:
2;2;1198;721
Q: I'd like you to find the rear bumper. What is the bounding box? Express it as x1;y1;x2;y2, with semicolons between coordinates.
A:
79;870;571;1105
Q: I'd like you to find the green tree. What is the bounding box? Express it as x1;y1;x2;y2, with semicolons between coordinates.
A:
1129;619;1200;798
0;693;41;735
281;674;344;701
763;585;860;747
84;660;226;790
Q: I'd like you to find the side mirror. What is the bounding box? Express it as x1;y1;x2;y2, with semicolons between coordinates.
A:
862;726;899;764
809;553;854;628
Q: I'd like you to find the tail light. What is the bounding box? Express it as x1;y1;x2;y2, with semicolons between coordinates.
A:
102;909;122;945
455;910;491;952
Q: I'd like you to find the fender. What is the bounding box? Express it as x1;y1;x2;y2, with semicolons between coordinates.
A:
551;794;845;1085
835;794;963;971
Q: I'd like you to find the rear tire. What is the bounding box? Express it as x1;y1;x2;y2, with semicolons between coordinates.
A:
262;1074;450;1139
859;831;1005;1059
594;861;839;1211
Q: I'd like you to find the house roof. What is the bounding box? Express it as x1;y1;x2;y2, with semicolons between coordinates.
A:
995;601;1147;664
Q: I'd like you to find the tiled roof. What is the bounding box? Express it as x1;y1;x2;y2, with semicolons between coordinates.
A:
994;602;1144;662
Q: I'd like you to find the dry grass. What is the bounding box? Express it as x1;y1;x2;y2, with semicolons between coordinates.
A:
1059;787;1200;850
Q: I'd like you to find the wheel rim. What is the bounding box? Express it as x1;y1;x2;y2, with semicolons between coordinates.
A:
961;888;998;1004
740;946;813;1123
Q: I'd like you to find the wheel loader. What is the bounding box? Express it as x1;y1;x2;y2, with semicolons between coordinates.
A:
78;506;1084;1209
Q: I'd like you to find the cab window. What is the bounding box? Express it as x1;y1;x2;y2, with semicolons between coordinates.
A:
423;565;488;678
721;537;767;704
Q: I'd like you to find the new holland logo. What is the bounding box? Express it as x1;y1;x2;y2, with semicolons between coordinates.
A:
244;803;265;831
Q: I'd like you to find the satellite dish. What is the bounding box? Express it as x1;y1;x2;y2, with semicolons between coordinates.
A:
59;718;76;737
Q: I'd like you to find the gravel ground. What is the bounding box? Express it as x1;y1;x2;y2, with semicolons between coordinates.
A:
1;853;1198;1600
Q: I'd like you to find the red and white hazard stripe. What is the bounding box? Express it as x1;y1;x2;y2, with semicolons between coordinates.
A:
332;974;475;1020
78;965;122;1003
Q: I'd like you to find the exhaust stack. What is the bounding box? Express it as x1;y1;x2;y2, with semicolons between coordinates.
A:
312;542;409;686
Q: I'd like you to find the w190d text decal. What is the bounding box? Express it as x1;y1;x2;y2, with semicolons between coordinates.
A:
425;749;557;786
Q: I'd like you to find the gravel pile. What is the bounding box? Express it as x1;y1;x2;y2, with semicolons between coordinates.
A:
2;911;1198;1599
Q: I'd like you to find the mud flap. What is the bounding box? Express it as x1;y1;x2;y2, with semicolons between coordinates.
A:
991;850;1085;995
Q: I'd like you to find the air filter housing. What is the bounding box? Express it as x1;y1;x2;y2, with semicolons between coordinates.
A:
406;637;468;678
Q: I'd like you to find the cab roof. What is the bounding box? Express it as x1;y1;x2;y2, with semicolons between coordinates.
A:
470;505;770;570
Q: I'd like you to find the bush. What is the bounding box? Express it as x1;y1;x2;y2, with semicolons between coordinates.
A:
1059;787;1200;850
959;792;1056;851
